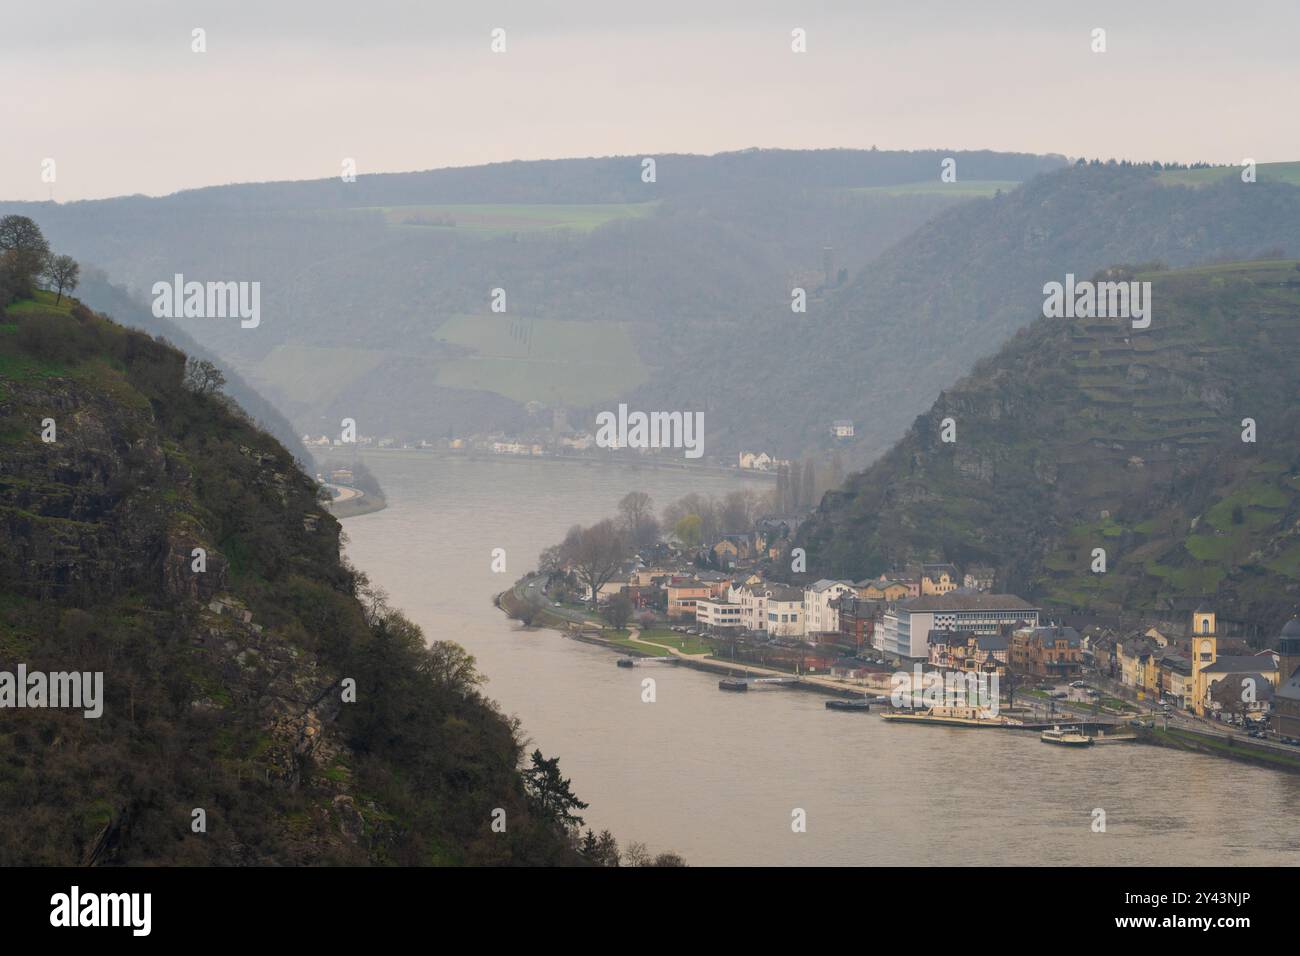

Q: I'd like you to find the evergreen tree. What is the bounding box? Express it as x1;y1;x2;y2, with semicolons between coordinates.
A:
522;750;589;831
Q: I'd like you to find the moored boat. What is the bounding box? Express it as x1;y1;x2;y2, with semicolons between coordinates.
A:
718;678;748;692
1040;725;1094;746
825;699;871;711
879;704;1019;727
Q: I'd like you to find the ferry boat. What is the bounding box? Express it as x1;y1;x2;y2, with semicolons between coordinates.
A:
825;698;871;712
718;678;749;692
878;704;1019;728
1040;725;1094;747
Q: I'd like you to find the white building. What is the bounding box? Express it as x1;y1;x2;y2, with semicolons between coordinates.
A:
803;579;856;636
764;584;806;637
696;598;743;632
879;593;1040;661
737;584;770;633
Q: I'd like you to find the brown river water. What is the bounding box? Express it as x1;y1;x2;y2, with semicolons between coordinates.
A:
341;452;1300;866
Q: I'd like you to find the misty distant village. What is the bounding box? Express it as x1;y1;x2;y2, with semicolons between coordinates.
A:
300;404;858;472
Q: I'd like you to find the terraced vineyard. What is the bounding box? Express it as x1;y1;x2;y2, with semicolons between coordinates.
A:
800;260;1300;624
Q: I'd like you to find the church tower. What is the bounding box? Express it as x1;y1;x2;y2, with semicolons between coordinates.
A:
1190;608;1217;716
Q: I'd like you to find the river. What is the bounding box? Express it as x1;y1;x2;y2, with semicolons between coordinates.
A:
341;452;1300;866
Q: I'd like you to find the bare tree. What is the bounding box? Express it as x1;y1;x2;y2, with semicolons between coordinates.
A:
538;543;565;579
183;357;226;396
561;519;629;610
42;254;79;304
618;491;656;549
622;841;651;867
720;490;756;533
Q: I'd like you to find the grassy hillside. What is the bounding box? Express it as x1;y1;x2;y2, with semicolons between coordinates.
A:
0;294;580;864
798;260;1300;628
1156;161;1300;188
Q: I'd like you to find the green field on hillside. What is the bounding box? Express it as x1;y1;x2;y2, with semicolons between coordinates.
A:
251;344;392;406
361;201;658;235
433;313;649;405
849;180;1020;198
1156;161;1300;188
4;289;75;317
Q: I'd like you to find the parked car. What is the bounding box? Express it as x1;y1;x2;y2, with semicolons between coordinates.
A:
1069;680;1087;688
1086;689;1101;698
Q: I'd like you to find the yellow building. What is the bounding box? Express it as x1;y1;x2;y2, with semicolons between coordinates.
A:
857;578;911;602
1117;634;1161;697
920;564;960;596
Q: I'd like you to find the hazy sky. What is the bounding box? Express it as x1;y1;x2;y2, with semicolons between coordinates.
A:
3;0;1297;201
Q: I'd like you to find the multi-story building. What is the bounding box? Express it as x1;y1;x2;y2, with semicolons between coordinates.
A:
1158;653;1194;709
879;593;1039;661
1116;633;1161;694
695;598;743;632
835;596;877;652
856;577;911;602
803;579;856;636
929;630;1010;676
1273;618;1300;738
1207;673;1274;717
666;582;712;619
737;584;770;633
920;564;960;596
1010;625;1083;680
764;584;806;637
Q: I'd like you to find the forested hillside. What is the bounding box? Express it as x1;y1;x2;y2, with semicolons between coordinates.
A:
0;289;582;864
1;149;1063;445
659;162;1300;462
797;260;1300;629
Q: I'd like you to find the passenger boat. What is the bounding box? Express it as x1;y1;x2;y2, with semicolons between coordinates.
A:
1040;725;1094;746
825;699;871;711
718;678;749;692
878;704;1019;727
616;658;636;668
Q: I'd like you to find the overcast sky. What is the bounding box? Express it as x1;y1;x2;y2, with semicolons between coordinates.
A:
3;0;1297;201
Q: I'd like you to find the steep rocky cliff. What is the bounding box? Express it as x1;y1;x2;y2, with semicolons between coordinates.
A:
0;293;576;864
